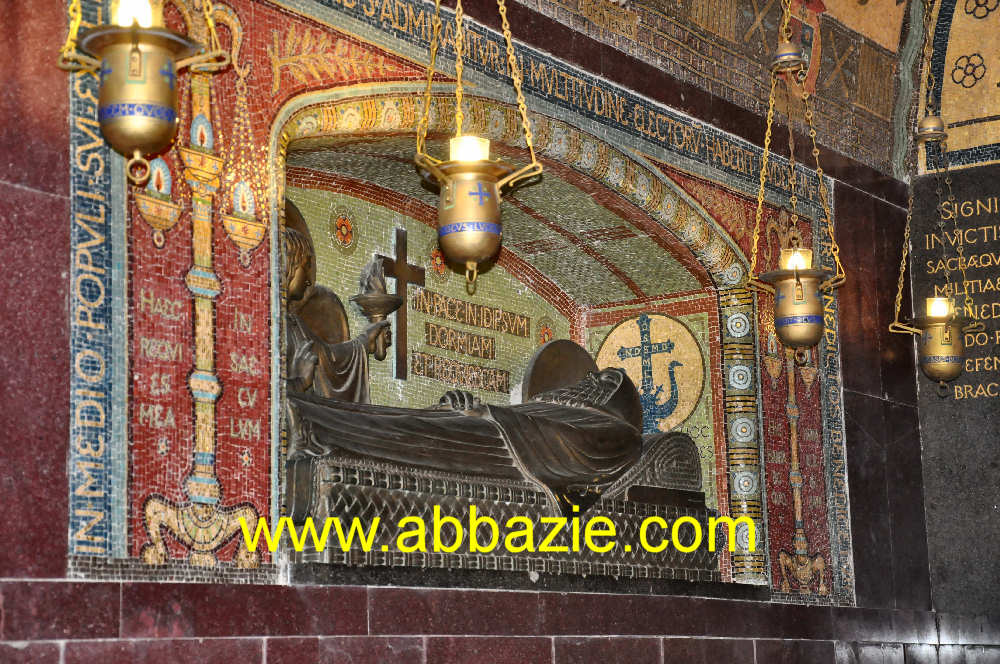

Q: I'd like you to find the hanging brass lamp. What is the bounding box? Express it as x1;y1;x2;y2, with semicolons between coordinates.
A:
772;41;806;73
914;298;966;383
414;0;542;291
747;0;846;357
887;0;982;396
915;114;947;143
759;247;829;349
58;0;229;184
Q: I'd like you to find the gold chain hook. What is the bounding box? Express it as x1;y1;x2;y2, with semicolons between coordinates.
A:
453;0;465;138
416;0;443;160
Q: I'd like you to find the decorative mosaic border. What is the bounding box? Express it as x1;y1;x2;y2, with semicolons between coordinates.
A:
67;0;130;559
922;0;1000;172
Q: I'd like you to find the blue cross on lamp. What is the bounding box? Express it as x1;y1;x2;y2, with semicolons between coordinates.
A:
469;182;491;205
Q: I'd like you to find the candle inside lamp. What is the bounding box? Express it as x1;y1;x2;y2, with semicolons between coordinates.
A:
926;297;953;319
112;0;160;27
450;135;491;162
779;248;812;271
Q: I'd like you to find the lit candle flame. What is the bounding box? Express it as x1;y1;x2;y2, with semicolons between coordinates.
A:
779;248;812;271
113;0;155;28
927;297;952;318
450;135;491;162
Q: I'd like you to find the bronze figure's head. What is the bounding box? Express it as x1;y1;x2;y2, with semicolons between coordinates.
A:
283;227;316;302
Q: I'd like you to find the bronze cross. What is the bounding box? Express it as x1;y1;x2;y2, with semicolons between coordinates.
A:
378;228;425;379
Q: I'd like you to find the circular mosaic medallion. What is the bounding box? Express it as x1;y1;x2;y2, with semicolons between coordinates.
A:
726;312;751;338
426;238;449;283
728;364;753;390
735;520;754;551
729;416;756;444
328;208;357;255
537;316;555;346
722;262;744;286
596;313;705;434
731;468;760;497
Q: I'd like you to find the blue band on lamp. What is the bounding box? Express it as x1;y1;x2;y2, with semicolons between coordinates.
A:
775;315;823;327
920;355;962;364
98;102;176;123
439;222;502;237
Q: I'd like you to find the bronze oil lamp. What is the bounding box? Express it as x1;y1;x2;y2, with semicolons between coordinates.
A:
759;248;830;350
771;40;806;73
414;0;542;292
59;0;229;184
746;11;846;360
913;298;966;384
888;0;981;397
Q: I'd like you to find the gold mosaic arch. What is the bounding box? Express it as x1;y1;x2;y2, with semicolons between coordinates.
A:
267;86;751;289
265;85;766;585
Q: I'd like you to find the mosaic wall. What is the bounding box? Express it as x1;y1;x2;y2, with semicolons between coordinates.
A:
66;0;851;603
517;0;910;175
919;0;1000;172
286;185;572;406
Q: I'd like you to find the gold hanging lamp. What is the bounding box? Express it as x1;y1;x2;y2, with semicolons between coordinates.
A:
747;0;846;358
888;0;981;396
58;0;230;184
414;0;542;291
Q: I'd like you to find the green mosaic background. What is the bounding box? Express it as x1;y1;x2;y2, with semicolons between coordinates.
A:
287;187;571;408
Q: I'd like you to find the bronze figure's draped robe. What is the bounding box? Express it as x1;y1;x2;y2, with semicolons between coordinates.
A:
287;368;644;514
286;302;372;404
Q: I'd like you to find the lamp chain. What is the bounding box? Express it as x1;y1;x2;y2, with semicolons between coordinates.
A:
749;73;779;292
748;0;794;292
922;0;937;117
497;0;538;165
453;0;465;138
888;0;932;335
59;0;85;67
785;83;800;232
801;91;844;290
889;143;919;334
416;0;443;159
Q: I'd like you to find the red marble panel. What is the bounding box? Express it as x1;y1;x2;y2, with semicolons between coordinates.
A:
266;636;424;664
0;582;120;641
64;638;264;664
0;184;71;579
121;583;368;638
554;637;661;664
426;637;553;664
539;592;705;636
0;643;61;664
369;588;542;635
0;2;70;196
662;638;755;664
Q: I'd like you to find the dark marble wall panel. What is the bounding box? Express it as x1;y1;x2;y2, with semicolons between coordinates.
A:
845;390;894;609
836;184;883;398
911;167;1000;615
886;403;932;611
876;200;919;407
